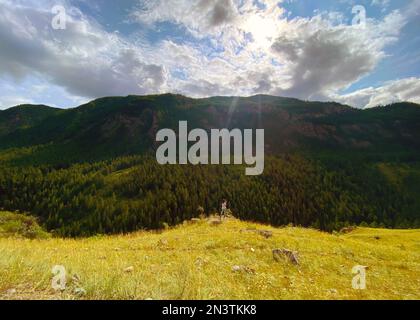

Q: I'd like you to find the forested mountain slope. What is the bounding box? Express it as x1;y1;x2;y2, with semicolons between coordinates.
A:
0;95;418;165
0;95;419;236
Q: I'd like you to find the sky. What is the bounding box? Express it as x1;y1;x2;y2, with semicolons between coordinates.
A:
0;0;419;109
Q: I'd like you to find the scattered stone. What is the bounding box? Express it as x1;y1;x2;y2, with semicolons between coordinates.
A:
241;228;273;239
232;265;256;274
273;249;300;265
250;248;255;253
124;266;134;273
74;288;87;296
340;227;356;234
258;230;273;239
191;218;201;224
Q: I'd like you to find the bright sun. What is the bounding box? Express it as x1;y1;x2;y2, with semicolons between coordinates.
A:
244;15;280;49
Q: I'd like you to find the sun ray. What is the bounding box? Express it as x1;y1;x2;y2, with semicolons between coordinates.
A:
226;96;239;128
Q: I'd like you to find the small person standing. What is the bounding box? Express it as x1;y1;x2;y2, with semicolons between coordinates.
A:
220;199;228;220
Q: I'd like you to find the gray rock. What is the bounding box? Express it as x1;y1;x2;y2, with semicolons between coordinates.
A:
258;230;273;239
340;227;356;234
232;265;256;274
241;228;273;239
273;249;300;265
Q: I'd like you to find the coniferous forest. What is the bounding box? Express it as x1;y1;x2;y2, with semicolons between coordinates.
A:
0;95;419;237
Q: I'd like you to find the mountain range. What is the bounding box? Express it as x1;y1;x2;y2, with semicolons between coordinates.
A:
0;94;419;236
0;94;419;165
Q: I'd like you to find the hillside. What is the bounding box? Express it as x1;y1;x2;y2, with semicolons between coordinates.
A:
1;155;419;237
0;95;419;236
0;215;419;300
0;105;61;137
0;211;50;239
0;95;419;165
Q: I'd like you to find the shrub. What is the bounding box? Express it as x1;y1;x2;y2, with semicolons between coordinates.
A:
0;211;50;239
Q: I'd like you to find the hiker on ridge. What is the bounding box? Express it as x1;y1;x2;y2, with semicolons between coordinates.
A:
220;199;228;220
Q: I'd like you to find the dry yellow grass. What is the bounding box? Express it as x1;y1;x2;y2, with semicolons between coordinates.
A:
0;218;419;300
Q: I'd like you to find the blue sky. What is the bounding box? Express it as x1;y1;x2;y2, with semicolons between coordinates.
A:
0;0;419;109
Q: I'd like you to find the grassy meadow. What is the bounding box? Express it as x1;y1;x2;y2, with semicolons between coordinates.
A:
0;212;419;300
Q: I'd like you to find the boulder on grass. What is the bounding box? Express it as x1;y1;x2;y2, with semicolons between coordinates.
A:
258;230;273;239
232;265;256;274
340;227;356;234
273;249;299;265
241;228;273;239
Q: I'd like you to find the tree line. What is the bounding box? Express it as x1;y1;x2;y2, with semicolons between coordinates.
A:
0;155;418;237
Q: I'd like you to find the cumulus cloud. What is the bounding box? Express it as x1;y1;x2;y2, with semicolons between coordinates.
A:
0;0;419;109
130;0;417;106
0;1;168;99
332;77;420;108
270;10;405;100
132;0;239;35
